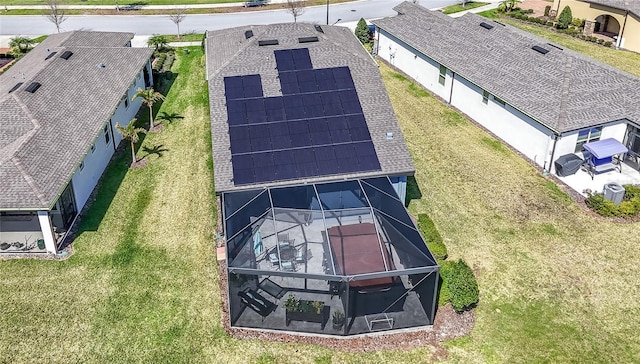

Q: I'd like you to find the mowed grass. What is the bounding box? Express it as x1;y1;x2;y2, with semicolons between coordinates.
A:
0;48;433;364
442;1;489;15
478;11;640;77
379;62;640;362
1;48;639;362
0;48;223;362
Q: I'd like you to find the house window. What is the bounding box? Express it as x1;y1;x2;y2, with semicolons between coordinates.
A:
104;124;110;144
124;97;129;109
90;143;96;153
438;65;446;86
493;96;506;107
575;127;603;152
482;90;489;104
79;161;84;171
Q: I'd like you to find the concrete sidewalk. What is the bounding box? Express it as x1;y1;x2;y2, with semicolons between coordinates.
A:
3;0;288;10
446;0;503;18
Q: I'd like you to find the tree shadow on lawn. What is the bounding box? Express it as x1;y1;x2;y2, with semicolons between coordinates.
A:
70;114;153;238
405;175;423;207
143;144;169;158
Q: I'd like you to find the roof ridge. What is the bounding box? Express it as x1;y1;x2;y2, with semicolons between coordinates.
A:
207;26;263;80
11;157;48;206
557;56;574;128
323;26;377;67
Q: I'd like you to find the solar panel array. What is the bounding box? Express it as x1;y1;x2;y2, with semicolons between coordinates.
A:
224;47;381;185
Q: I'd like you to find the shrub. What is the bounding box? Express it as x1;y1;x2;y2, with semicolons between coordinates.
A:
524;8;534;14
604;41;612;47
571;18;585;28
586;185;640;218
437;260;456;306
586;193;617;216
162;51;175;72
624;185;640;199
152;53;166;72
447;259;479;312
557;5;572;29
546;21;554;26
597;38;604;44
544;5;551;16
148;34;168;50
418;214;447;261
355;18;371;46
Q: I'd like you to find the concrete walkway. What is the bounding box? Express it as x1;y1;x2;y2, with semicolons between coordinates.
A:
3;0;288;10
446;0;503;18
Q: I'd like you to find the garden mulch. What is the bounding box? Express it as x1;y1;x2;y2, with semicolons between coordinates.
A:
217;260;475;359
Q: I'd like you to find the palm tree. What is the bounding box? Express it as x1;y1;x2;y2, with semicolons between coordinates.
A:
9;36;34;54
116;119;146;166
132;87;166;130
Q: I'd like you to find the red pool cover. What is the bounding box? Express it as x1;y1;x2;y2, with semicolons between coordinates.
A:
328;223;394;287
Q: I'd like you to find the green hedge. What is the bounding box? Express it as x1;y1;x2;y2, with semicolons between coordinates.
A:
586;185;640;218
417;213;447;261
447;259;479;312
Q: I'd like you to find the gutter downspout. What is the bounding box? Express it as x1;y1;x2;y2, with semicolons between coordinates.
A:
617;11;629;49
547;134;559;174
448;71;455;104
556;0;561;16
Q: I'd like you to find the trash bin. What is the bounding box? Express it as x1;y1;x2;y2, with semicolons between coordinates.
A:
603;183;625;205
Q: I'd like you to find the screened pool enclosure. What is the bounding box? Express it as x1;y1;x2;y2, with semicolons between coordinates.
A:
223;177;439;336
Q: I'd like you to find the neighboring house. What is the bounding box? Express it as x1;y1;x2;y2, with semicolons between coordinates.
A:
552;0;640;53
0;31;153;255
373;2;640;176
206;23;439;336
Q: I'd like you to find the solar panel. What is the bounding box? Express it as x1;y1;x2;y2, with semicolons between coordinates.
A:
274;163;298;180
225;47;381;185
310;130;331;144
274;50;295;71
292;48;313;70
60;51;73;60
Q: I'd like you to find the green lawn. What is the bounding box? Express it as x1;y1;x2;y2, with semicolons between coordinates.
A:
381;63;640;362
478;11;640;77
442;1;489;15
1;48;639;362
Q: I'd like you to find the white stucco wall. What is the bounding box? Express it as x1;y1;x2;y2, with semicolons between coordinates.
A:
378;29;554;169
70;66;148;212
554;120;629;162
450;76;555;168
377;30;453;101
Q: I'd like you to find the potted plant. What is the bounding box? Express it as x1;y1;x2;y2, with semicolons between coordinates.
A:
284;294;300;312
285;295;330;330
312;300;324;314
332;310;345;330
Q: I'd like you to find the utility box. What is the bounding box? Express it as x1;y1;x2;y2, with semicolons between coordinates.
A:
603;183;625;205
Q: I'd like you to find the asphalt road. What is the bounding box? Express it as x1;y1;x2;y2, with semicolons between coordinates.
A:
0;0;460;36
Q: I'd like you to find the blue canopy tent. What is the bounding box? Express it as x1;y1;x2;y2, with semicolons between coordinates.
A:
583;138;628;179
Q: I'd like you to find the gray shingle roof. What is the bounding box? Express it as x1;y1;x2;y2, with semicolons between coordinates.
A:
0;31;152;210
579;0;640;18
206;23;415;193
373;2;640;134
